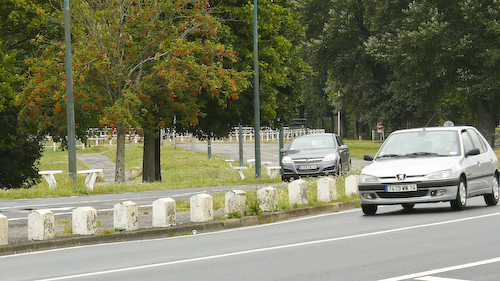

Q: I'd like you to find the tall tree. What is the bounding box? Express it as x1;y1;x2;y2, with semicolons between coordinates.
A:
214;0;312;128
18;0;249;182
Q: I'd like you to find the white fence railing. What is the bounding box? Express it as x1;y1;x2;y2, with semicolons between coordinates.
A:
43;127;325;150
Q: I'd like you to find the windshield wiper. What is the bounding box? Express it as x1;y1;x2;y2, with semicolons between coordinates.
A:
404;152;438;157
377;154;404;159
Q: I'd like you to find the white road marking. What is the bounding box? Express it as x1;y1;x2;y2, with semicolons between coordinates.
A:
379;258;500;281
416;276;469;281
32;211;500;281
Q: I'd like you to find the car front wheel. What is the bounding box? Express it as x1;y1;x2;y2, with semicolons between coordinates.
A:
361;205;377;215
451;179;467;210
484;176;499;206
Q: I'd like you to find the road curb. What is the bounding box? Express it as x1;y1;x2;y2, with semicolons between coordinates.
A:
0;200;360;256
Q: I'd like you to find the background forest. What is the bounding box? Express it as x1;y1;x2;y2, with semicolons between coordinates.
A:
2;0;500;188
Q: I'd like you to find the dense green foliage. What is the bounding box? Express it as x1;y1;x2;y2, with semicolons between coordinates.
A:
300;0;500;145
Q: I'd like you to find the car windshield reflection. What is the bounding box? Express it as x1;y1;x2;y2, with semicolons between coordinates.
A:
376;130;460;159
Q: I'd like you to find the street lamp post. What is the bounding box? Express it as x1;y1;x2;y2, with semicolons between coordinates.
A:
253;0;261;178
64;0;77;181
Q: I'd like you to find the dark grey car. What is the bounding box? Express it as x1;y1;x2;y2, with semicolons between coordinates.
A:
280;133;351;181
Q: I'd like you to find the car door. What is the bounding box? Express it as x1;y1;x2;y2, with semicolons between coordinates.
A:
461;130;484;194
467;129;495;194
335;135;350;170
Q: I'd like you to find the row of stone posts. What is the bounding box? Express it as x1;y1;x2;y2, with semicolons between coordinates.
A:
0;175;359;245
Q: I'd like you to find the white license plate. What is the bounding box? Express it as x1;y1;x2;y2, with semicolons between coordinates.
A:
385;184;417;192
298;165;317;170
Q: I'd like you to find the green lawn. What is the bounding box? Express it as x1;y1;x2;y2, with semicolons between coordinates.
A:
0;139;382;200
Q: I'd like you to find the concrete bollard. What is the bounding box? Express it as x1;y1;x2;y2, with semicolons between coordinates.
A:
288;179;308;206
345;175;359;195
28;210;55;241
225;190;246;216
257;186;278;212
114;201;138;231
153;198;176;227
72;207;97;235
317;177;337;202
0;214;7;245
190;194;213;223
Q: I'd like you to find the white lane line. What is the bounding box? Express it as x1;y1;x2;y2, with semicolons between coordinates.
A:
380;257;500;281
416;276;470;281
34;211;500;281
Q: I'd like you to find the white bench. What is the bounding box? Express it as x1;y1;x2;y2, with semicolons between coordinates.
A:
233;166;248;180
266;166;281;179
247;159;255;167
225;159;235;167
38;170;63;188
77;169;103;190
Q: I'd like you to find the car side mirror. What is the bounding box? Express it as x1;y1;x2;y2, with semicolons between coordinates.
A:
340;145;349;150
363;154;374;161
280;148;287;153
465;148;480;157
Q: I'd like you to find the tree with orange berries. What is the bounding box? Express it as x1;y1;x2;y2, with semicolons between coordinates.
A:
18;0;249;182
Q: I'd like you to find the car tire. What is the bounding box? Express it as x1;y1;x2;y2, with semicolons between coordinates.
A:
361;205;377;215
451;178;467;210
484;175;499;206
281;176;291;182
402;204;415;211
337;162;343;176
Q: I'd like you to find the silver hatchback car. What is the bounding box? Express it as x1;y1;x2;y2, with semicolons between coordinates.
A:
280;133;351;181
358;126;499;215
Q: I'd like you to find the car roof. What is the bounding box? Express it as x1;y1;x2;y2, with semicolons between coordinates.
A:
390;126;475;134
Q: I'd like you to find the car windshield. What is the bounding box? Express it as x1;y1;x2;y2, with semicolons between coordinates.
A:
376;130;460;158
289;135;336;150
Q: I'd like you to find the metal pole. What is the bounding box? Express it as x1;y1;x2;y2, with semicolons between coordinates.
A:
239;123;243;166
207;137;211;159
64;0;77;181
253;0;261;178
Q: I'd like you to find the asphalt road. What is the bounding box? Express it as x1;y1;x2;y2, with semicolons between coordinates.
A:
2;198;499;280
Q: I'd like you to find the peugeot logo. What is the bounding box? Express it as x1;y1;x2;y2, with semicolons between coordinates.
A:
396;174;407;180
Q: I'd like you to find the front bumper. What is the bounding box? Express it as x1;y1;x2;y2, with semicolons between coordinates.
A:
281;161;338;178
358;178;460;205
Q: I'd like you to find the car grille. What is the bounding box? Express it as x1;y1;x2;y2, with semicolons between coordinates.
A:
376;190;428;198
293;158;323;164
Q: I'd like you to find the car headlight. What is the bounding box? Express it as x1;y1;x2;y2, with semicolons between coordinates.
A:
425;169;452;180
359;174;379;183
323;153;338;162
282;156;294;164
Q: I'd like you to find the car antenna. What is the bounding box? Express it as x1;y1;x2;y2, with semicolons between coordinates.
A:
424;112;438;129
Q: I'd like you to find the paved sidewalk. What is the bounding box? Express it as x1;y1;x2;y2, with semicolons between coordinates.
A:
76;153;129;182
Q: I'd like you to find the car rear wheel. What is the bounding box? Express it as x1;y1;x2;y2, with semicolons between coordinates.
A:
361;205;377;215
451;179;467;210
484;176;499;206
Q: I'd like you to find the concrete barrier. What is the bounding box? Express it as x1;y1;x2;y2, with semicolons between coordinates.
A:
225;190;246;216
190;194;213;222
345;175;359;196
28;210;55;241
288;179;308;206
114;201;138;231
72;207;97;235
317;177;337;202
0;214;7;245
257;187;278;212
153;198;176;227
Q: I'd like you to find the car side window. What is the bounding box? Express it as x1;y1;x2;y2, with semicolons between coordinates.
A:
336;136;344;146
467;129;487;153
461;131;475;152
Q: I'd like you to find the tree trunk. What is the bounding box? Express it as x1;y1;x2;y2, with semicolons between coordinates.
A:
115;124;126;182
143;131;161;182
476;99;498;148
